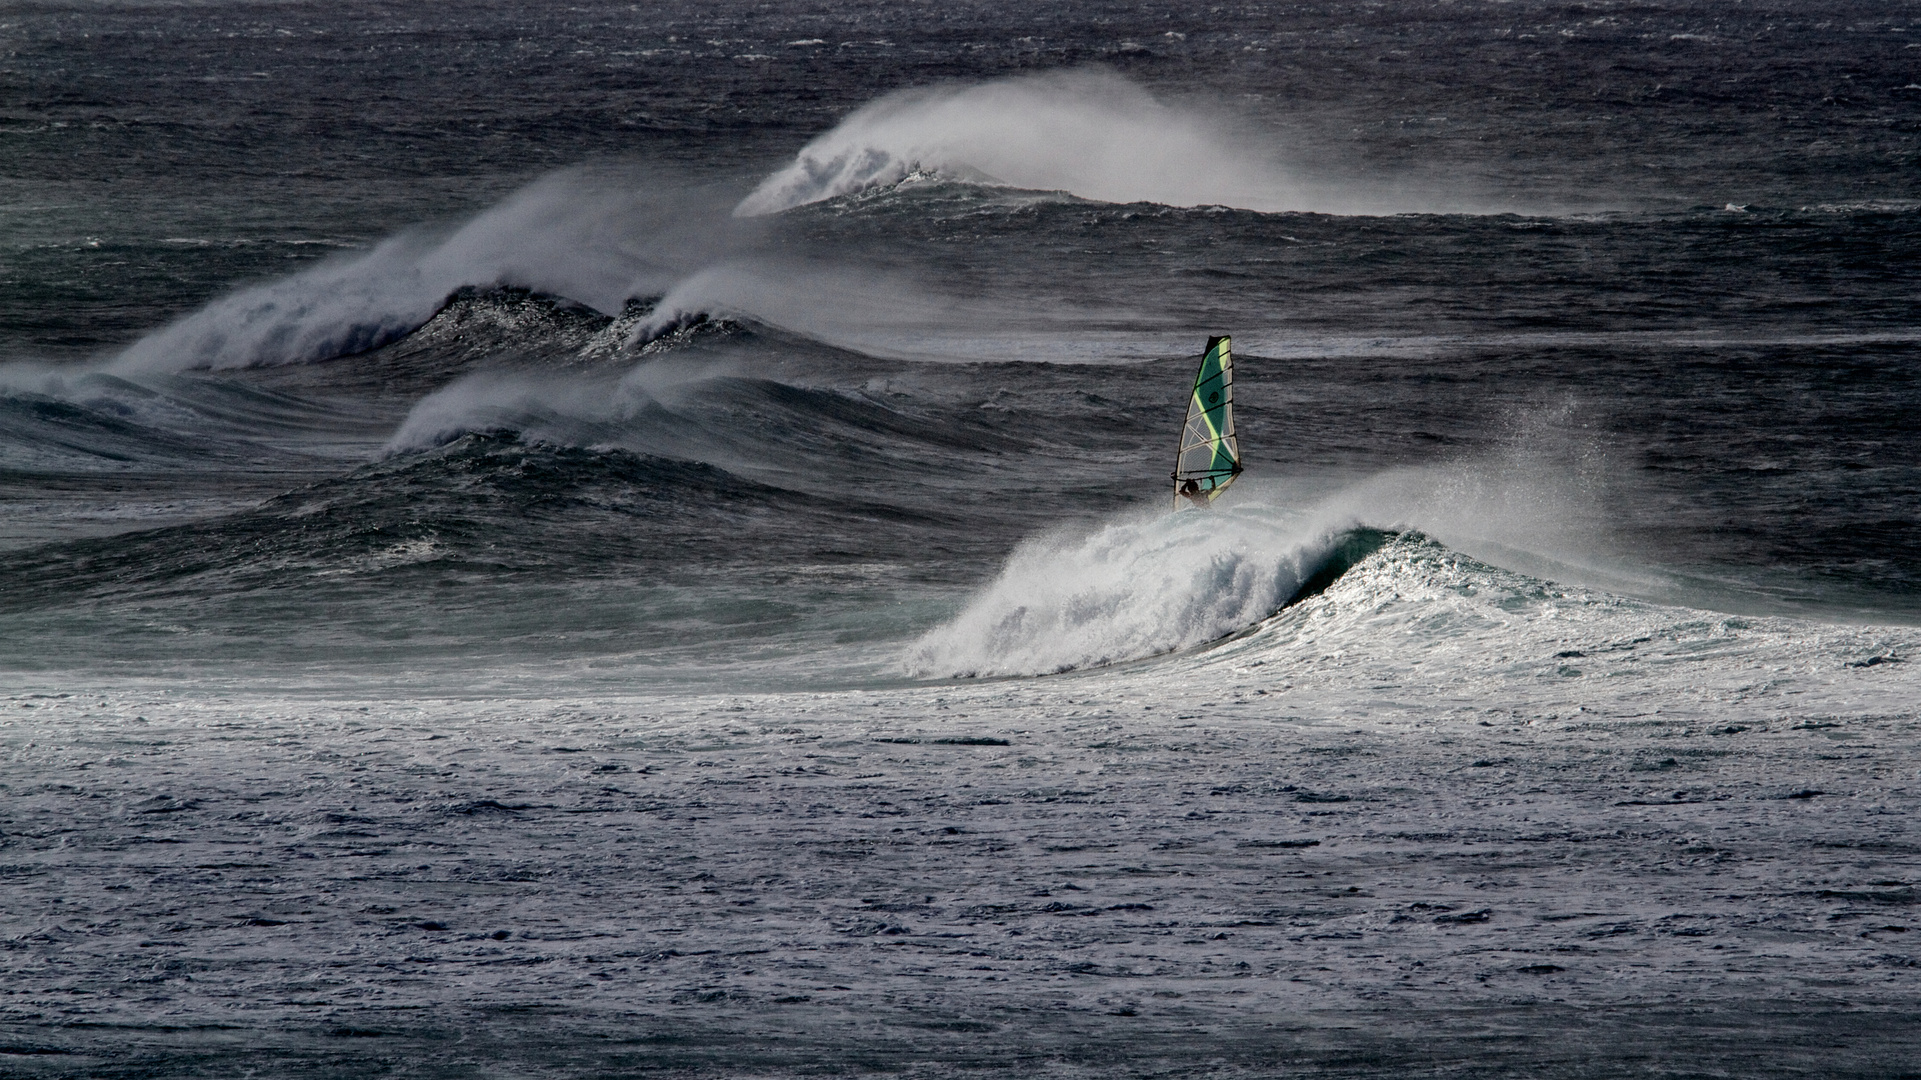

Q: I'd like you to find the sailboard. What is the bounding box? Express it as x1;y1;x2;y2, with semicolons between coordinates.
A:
1172;335;1242;508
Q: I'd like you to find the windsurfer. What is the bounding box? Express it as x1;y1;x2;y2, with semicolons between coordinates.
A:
1171;335;1242;511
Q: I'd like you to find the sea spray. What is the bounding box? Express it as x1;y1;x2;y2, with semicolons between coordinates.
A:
736;70;1325;217
382;356;742;456
742;69;1533;219
904;500;1350;677
109;172;748;373
905;447;1643;679
623;261;974;353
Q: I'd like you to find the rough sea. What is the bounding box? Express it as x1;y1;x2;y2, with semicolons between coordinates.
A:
4;2;1921;1076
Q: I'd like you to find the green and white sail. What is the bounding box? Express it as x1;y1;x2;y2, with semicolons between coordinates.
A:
1173;335;1241;505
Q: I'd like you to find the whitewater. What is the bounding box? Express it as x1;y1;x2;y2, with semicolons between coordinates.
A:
5;3;1921;1076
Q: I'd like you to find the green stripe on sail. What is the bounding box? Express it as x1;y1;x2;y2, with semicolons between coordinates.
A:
1190;339;1236;475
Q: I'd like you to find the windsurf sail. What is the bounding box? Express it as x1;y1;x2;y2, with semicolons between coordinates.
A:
1173;335;1241;507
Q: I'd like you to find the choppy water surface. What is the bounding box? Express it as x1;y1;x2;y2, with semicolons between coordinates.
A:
3;2;1920;1076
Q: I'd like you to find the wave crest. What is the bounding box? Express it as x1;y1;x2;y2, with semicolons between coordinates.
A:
109;171;740;374
903;503;1362;677
736;70;1332;217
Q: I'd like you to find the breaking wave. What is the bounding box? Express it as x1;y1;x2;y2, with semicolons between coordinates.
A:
109;171;746;374
739;70;1399;217
904;503;1360;677
905;453;1662;678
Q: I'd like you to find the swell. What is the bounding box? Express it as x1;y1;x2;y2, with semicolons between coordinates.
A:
0;433;961;614
0;367;392;475
384;362;1039;479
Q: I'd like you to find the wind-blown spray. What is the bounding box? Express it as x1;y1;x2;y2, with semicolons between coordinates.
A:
109;172;746;374
738;70;1356;217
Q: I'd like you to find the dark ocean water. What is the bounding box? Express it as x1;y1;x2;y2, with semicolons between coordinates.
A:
4;2;1921;1076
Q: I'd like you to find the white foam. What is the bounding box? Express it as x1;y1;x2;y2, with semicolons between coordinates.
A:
904;500;1347;677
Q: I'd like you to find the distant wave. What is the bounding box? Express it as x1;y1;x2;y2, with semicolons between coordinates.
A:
382;367;673;455
381;342;1024;467
737;70;1422;217
0;434;806;608
95;167;1043;375
108;172;743;374
622;260;1042;358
